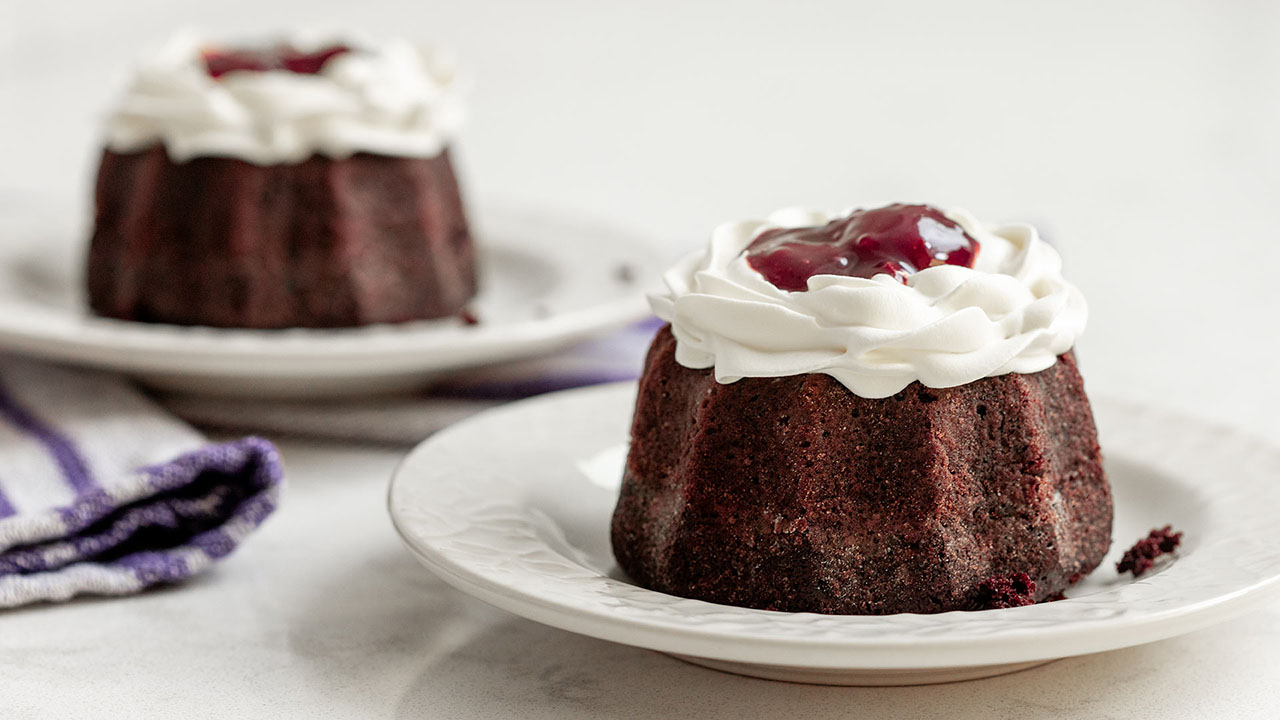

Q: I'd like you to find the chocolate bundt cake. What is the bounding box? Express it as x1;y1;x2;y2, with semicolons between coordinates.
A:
614;326;1110;614
88;147;474;328
612;203;1111;614
87;33;476;329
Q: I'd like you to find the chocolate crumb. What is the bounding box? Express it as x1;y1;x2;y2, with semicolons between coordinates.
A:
976;572;1036;609
614;263;636;284
1117;525;1182;577
458;308;480;326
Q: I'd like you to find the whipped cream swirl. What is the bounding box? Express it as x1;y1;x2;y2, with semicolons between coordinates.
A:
650;206;1088;398
103;31;465;164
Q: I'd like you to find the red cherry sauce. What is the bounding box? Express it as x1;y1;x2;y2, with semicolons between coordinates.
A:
744;203;980;291
202;45;351;79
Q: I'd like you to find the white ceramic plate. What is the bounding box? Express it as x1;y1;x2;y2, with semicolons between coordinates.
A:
0;204;663;398
389;382;1280;686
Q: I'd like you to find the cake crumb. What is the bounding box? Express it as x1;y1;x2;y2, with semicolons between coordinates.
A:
458;308;480;326
1117;525;1183;577
976;572;1036;609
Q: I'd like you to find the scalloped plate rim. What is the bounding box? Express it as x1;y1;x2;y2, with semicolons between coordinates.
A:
388;382;1280;670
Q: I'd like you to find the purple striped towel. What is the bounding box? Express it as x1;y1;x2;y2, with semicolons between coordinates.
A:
0;357;283;608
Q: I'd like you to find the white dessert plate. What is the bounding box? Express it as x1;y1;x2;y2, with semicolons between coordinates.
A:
389;382;1280;686
0;202;663;398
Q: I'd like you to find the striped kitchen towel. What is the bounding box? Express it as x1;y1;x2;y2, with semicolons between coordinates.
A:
0;357;283;608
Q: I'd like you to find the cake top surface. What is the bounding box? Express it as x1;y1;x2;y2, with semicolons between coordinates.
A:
650;203;1087;398
103;30;464;165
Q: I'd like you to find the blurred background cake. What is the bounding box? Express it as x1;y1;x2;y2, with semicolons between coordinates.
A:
86;31;475;328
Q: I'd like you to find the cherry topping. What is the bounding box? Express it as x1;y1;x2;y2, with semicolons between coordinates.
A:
744;203;980;291
202;45;351;79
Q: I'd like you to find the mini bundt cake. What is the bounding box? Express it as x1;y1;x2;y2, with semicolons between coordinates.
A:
611;203;1111;614
87;32;476;329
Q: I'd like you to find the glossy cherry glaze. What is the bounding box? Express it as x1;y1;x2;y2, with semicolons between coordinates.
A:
202;45;351;78
744;203;980;291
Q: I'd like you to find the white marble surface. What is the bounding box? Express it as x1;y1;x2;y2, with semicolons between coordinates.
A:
1;438;1277;719
2;0;1279;716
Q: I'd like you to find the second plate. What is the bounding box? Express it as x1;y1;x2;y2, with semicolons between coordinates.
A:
0;203;664;397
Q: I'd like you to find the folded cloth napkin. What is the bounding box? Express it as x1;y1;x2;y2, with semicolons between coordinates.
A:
0;357;282;608
161;318;663;445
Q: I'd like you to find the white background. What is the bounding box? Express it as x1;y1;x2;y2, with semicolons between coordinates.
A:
2;1;1279;717
3;0;1279;436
